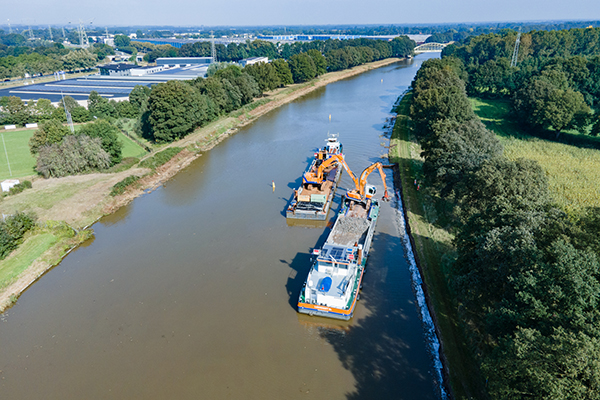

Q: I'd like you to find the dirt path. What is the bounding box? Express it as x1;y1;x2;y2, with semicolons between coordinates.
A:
0;58;402;312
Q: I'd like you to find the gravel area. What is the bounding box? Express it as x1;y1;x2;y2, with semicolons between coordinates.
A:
328;216;371;247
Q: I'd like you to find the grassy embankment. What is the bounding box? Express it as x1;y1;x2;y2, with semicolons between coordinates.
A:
389;93;486;399
472;98;600;215
390;94;600;398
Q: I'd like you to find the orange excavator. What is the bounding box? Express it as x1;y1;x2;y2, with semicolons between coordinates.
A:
303;154;354;187
303;155;390;202
346;162;390;203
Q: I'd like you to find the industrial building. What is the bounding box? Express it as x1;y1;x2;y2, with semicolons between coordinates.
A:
98;63;142;77
130;65;165;76
155;57;213;67
239;57;268;67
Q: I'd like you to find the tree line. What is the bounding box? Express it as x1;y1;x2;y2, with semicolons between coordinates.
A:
408;57;600;398
442;27;600;137
0;42;113;80
133;36;415;66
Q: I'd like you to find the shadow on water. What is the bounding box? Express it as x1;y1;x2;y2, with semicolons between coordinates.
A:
288;174;304;190
318;231;437;400
283;226;333;310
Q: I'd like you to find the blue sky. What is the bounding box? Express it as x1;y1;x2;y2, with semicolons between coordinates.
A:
2;0;600;27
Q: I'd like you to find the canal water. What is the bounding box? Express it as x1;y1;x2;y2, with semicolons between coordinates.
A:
0;54;441;399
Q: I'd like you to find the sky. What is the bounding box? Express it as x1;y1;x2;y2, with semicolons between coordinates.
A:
1;0;600;27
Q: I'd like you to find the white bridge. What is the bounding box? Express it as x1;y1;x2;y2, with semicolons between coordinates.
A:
413;42;453;53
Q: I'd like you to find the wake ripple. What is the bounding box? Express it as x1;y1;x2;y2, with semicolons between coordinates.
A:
393;188;449;400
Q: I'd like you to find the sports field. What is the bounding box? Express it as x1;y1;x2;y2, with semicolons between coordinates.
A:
0;129;36;181
0;128;146;181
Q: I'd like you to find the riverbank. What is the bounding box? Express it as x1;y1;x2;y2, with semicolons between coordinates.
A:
0;57;402;312
389;93;486;399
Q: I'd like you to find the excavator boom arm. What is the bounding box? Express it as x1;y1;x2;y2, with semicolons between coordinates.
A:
304;154;356;185
355;162;389;200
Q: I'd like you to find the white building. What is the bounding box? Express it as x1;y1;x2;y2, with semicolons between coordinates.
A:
130;65;164;76
239;57;268;67
1;179;19;192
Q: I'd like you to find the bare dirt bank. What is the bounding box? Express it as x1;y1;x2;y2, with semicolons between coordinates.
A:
0;58;402;312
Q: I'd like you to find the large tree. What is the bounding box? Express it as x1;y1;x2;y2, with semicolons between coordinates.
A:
146;80;216;143
288;53;317;83
114;35;131;49
78;119;123;165
271;59;293;86
32;99;56;122
421;119;503;197
1;96;30;125
88;91;116;118
306;49;327;76
29;119;70;154
128;85;152;113
244;62;280;93
390;36;415;58
514;70;592;135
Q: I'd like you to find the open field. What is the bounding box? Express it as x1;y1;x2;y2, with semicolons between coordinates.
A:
472;98;600;214
0;129;36;180
390;93;485;399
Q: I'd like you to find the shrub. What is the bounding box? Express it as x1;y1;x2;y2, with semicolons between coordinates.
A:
7;180;32;196
110;175;141;196
0;212;37;259
139;147;182;170
36;135;111;178
105;157;140;173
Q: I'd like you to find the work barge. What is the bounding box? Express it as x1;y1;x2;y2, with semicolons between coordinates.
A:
297;196;380;320
286;135;343;221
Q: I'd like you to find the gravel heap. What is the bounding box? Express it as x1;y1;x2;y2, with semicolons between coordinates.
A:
328;216;371;247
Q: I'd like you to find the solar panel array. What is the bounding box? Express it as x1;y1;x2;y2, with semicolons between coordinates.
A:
0;77;157;102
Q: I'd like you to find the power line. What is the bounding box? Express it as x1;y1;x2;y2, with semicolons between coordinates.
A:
210;30;216;62
511;31;521;68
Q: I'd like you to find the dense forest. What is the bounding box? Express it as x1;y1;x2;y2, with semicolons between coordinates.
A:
407;27;600;398
133;35;414;65
443;27;600;137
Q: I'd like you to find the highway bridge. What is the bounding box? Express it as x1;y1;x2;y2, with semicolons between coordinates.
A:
413;42;453;53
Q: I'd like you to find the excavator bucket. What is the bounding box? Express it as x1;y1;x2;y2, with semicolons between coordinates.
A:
382;190;390;202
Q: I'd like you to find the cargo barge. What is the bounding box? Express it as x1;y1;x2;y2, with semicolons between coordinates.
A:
297;161;391;320
286;135;344;221
297;195;380;320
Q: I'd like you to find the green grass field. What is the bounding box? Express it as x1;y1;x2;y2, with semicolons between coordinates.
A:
119;132;147;158
0;129;37;181
0;127;146;181
472;98;600;214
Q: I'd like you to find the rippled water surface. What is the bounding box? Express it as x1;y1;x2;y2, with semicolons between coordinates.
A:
0;54;442;399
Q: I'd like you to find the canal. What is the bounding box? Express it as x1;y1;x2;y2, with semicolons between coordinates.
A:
0;53;442;399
